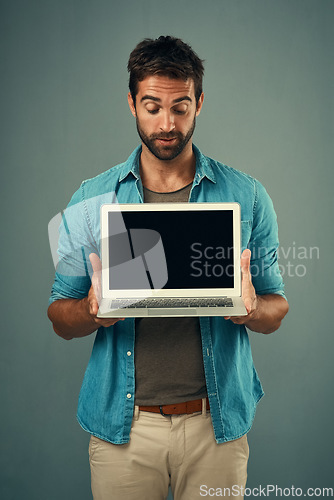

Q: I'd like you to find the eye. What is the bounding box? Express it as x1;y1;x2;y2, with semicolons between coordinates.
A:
146;106;159;115
172;105;188;115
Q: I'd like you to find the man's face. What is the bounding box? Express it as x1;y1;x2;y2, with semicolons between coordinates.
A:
128;75;204;161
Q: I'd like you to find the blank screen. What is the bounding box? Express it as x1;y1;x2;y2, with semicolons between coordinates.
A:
108;210;234;290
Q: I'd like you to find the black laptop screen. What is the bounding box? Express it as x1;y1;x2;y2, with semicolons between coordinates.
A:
108;209;234;290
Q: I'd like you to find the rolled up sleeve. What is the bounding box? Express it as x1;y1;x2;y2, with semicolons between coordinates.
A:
48;185;97;305
249;180;286;300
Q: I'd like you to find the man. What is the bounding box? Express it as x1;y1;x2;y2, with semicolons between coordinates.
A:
48;36;289;500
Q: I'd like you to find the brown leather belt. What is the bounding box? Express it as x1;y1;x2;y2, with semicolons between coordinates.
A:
139;397;210;416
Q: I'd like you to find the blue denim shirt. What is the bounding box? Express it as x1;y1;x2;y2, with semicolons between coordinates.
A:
49;145;286;444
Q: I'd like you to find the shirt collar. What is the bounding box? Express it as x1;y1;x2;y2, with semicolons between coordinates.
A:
118;146;142;182
118;144;216;184
192;144;216;184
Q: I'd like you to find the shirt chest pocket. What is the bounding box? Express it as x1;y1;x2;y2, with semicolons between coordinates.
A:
241;220;252;250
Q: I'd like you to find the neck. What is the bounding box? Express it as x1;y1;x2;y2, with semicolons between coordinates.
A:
139;141;196;193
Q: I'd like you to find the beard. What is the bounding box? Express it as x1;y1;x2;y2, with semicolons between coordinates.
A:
136;116;196;161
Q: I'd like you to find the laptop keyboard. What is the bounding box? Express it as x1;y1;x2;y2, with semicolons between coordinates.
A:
109;297;234;309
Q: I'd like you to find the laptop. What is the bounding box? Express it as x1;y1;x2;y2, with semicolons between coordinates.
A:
97;202;247;318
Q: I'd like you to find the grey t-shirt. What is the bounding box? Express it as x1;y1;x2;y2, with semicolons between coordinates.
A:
134;183;207;405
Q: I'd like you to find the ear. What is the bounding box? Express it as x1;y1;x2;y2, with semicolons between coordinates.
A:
128;92;137;118
195;92;204;117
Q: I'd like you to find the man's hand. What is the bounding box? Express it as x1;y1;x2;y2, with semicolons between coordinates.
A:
224;249;289;333
88;253;125;328
224;249;257;325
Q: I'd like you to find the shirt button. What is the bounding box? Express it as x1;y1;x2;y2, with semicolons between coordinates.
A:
127;351;132;356
127;393;132;399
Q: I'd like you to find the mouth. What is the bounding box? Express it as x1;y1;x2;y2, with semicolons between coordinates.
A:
156;137;177;146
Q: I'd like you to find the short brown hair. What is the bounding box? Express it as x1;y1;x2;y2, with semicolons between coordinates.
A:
127;36;204;105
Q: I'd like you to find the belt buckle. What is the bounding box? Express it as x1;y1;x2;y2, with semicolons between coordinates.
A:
159;405;169;416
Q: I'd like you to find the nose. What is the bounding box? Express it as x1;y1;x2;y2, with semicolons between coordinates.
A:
159;111;175;133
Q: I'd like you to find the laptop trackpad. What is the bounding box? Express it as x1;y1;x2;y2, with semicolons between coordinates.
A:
147;308;198;316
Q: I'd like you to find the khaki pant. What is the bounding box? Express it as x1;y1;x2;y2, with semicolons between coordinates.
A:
89;405;249;500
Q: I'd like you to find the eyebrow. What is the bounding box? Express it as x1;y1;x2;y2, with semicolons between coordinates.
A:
140;95;192;104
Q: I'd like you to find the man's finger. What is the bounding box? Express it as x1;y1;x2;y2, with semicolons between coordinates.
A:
89;252;102;275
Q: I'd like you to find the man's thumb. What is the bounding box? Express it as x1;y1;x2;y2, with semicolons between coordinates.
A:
241;249;251;276
89;253;102;275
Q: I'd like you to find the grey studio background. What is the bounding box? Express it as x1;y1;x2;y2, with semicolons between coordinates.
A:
1;1;333;499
